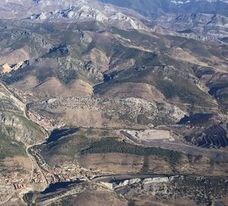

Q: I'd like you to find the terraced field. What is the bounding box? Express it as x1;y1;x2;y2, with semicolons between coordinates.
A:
185;124;228;148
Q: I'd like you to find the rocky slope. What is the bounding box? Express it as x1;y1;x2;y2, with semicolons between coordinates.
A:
0;0;148;31
100;0;228;17
101;0;228;42
0;83;44;145
0;0;227;42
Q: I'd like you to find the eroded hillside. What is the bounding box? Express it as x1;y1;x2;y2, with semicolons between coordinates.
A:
0;0;227;205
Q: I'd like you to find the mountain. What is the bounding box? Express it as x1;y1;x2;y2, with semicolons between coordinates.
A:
100;0;228;17
0;0;227;42
100;0;228;42
0;0;227;206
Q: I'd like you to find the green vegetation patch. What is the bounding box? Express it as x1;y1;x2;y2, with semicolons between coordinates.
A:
81;137;182;165
153;71;215;107
0;131;26;159
18;115;44;141
41;130;182;166
45;134;91;159
40;129;101;163
57;69;77;85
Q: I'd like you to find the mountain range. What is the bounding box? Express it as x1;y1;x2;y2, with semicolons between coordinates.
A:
0;0;227;206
